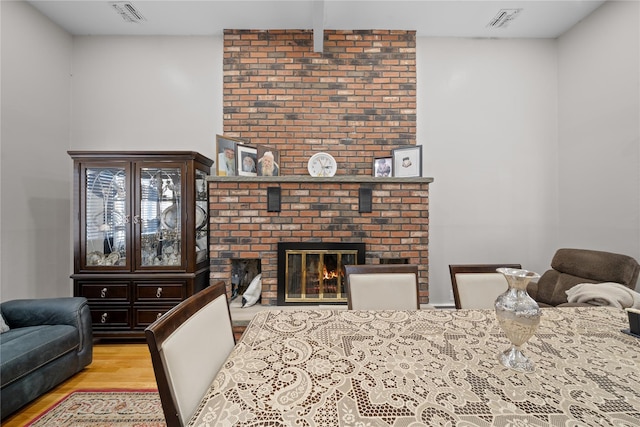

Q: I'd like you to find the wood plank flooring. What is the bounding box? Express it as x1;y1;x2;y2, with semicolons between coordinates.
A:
2;342;157;427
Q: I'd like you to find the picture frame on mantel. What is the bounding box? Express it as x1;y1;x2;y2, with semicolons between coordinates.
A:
392;146;422;177
257;146;280;177
216;134;245;176
373;157;392;177
237;145;258;176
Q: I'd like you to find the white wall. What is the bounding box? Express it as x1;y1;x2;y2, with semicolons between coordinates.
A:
1;1;73;300
422;0;639;304
557;1;640;268
71;36;222;159
418;38;559;304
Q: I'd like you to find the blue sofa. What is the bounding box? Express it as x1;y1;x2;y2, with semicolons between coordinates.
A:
0;297;93;418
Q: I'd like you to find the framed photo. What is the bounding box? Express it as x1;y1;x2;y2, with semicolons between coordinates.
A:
256;146;280;176
392;146;422;177
373;157;392;177
216;134;245;176
237;145;258;176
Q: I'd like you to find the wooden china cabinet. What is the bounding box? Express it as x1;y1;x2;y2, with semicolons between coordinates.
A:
69;151;213;339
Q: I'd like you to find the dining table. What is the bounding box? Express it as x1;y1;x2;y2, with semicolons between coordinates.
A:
187;306;640;426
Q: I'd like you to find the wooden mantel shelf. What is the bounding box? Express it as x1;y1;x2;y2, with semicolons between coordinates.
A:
206;175;434;184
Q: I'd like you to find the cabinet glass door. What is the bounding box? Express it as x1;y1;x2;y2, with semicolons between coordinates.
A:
138;165;183;268
195;169;208;264
84;166;128;268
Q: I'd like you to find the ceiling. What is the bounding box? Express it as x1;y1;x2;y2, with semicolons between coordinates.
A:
27;0;606;39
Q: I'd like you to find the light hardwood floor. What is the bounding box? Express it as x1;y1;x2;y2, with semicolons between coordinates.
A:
2;342;158;427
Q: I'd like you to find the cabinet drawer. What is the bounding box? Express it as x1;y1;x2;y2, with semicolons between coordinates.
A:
135;283;184;302
90;307;130;328
133;306;176;329
78;282;129;302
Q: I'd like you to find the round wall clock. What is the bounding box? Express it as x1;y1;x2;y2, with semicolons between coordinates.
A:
307;152;337;177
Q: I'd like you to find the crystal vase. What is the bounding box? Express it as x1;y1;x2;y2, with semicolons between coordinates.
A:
494;267;541;373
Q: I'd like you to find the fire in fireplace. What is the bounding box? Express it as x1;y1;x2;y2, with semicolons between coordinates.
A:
277;242;366;305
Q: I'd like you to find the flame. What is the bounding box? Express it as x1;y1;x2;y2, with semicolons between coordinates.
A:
323;266;338;280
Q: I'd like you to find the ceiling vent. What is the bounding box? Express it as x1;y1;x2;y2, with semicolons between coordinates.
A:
487;8;522;29
110;2;145;23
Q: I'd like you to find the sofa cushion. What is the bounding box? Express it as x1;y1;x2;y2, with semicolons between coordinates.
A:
0;324;78;388
547;273;599;306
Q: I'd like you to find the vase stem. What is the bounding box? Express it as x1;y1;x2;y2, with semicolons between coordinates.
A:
498;345;536;373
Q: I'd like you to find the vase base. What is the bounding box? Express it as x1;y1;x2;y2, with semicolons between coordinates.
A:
498;347;535;373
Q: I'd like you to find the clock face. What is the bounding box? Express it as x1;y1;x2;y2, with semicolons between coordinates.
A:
308;152;337;177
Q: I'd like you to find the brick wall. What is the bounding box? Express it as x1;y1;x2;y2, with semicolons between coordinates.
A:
223;29;416;176
212;29;427;306
208;176;431;306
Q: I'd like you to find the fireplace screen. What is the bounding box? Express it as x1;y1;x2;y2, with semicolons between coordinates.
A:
277;242;365;305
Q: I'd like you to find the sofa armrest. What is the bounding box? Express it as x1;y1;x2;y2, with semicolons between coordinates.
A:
1;298;93;366
2;297;88;328
527;281;539;300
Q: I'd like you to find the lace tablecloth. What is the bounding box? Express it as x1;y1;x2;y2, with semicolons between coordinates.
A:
188;307;640;426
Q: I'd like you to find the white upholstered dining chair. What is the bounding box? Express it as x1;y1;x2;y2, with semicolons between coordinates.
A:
145;281;235;427
449;264;522;309
344;264;420;310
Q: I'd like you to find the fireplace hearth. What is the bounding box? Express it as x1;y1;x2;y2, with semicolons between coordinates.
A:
277;242;365;305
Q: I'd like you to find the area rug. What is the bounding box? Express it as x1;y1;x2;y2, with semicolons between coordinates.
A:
27;389;166;426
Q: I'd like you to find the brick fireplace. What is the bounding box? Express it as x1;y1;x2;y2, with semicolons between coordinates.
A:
210;29;427;305
207;176;432;305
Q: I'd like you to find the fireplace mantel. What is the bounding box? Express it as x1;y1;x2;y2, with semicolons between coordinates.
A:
206;176;434;184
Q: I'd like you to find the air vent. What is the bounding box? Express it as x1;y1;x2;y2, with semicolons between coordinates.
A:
110;2;145;23
487;8;522;29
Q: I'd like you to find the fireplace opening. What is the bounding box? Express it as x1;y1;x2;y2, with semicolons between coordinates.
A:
230;258;261;301
277;242;365;305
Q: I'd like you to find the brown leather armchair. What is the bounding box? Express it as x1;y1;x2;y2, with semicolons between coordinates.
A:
527;248;640;307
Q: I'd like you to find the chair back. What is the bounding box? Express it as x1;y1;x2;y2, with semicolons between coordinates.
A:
145;282;235;427
344;264;420;310
449;264;522;309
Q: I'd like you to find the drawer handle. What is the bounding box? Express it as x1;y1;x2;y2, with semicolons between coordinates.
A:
101;313;108;323
100;288;108;298
156;312;163;320
156;287;163;298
